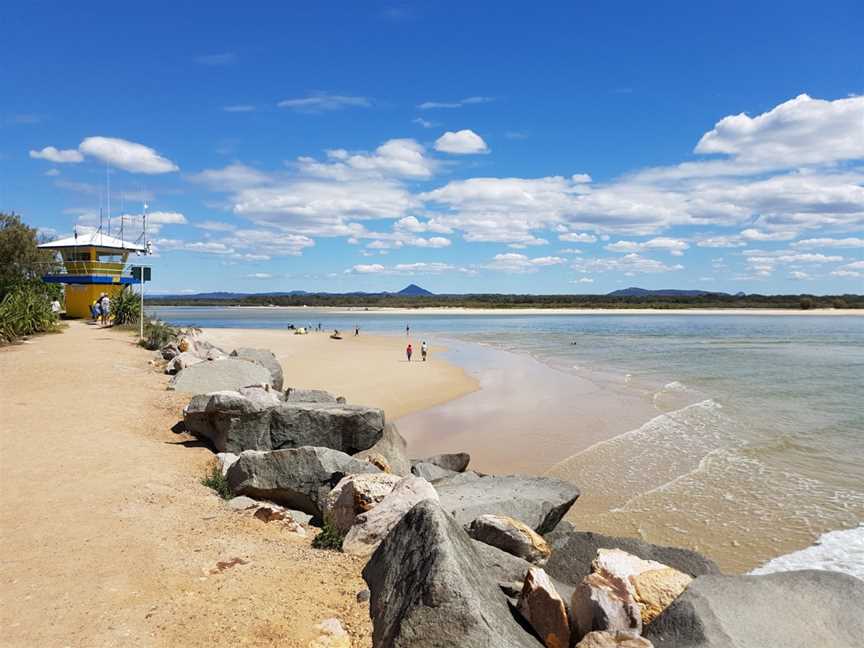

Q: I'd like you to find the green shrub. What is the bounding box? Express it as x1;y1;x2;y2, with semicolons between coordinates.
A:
311;521;345;551
112;286;141;326
139;318;179;350
0;286;59;344
201;463;233;499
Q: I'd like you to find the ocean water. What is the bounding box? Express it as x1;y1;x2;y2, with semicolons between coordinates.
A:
150;307;864;574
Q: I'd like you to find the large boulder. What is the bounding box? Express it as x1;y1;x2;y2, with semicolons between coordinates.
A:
230;347;284;390
215;452;239;476
183;390;257;444
285;388;340;403
517;567;571;648
323;473;402;534
572;571;642;640
435;472;580;534
354;422;411;476
417;452;471;473
362;499;543;647
591;549;691;625
169;358;273;394
226;446;380;518
342;476;439;557
544;529;720;586
471;537;577;616
183;396;385;455
644;570;864;648
164;351;203;375
468;514;552;565
410;461;456;482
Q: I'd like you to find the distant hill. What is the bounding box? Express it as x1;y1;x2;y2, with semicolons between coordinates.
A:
398;284;434;296
608;287;721;298
152;285;434;300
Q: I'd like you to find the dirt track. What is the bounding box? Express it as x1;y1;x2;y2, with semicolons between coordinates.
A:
0;322;372;647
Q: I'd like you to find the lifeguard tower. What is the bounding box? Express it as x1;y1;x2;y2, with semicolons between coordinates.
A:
38;230;147;318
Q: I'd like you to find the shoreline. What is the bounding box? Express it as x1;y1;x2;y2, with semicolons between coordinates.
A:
396;339;659;475
199;328;479;421
167;305;864;316
196;325;863;575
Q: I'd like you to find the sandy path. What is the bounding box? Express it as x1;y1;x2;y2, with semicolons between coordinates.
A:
0;322;373;647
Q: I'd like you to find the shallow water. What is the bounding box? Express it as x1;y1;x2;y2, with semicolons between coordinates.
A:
151;307;864;573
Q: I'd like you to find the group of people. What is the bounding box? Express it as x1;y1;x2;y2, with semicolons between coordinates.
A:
90;293;112;326
406;340;428;362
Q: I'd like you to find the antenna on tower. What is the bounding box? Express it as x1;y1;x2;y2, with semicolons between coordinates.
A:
143;200;148;254
106;162;111;236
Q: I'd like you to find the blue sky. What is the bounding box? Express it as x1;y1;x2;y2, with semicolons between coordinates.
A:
2;0;863;295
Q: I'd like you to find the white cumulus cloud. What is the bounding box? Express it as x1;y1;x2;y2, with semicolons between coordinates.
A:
605;237;689;256
434;129;489;154
79;137;178;174
486;253;565;273
29;146;83;163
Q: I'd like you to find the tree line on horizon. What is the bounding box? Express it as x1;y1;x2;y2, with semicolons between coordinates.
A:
147;291;863;310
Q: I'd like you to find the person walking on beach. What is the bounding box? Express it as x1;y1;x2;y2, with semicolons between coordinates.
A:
99;293;110;326
406;343;413;362
421;340;428;362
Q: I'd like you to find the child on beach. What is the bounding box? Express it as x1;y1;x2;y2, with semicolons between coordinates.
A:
406;343;413;362
421;340;428;361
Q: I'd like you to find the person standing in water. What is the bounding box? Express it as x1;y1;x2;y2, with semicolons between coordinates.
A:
355;325;359;336
421;340;428;362
406;323;410;336
406;343;413;362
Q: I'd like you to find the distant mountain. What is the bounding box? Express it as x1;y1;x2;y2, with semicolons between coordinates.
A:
153;290;308;300
152;285;435;300
607;287;724;298
398;283;434;296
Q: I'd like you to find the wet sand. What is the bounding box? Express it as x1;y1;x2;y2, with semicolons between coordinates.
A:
396;342;658;474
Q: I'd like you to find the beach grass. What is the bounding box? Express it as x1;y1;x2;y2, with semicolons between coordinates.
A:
201;462;233;500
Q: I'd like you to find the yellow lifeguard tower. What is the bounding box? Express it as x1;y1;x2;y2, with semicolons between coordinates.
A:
38;230;147;318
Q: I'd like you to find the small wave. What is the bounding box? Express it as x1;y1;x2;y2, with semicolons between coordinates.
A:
663;380;690;392
750;525;864;580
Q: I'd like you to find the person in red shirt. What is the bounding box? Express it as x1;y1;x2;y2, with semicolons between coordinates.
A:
406;343;413;362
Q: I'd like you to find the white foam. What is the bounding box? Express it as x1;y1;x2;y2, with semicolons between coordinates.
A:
662;380;691;392
750;525;864;580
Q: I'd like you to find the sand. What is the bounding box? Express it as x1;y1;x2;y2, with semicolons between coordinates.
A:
0;322;381;647
200;328;479;420
397;342;658;475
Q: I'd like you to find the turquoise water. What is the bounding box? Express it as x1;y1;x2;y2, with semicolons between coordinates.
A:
150;306;864;572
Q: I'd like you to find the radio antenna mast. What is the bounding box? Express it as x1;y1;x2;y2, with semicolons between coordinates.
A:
106;162;111;236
